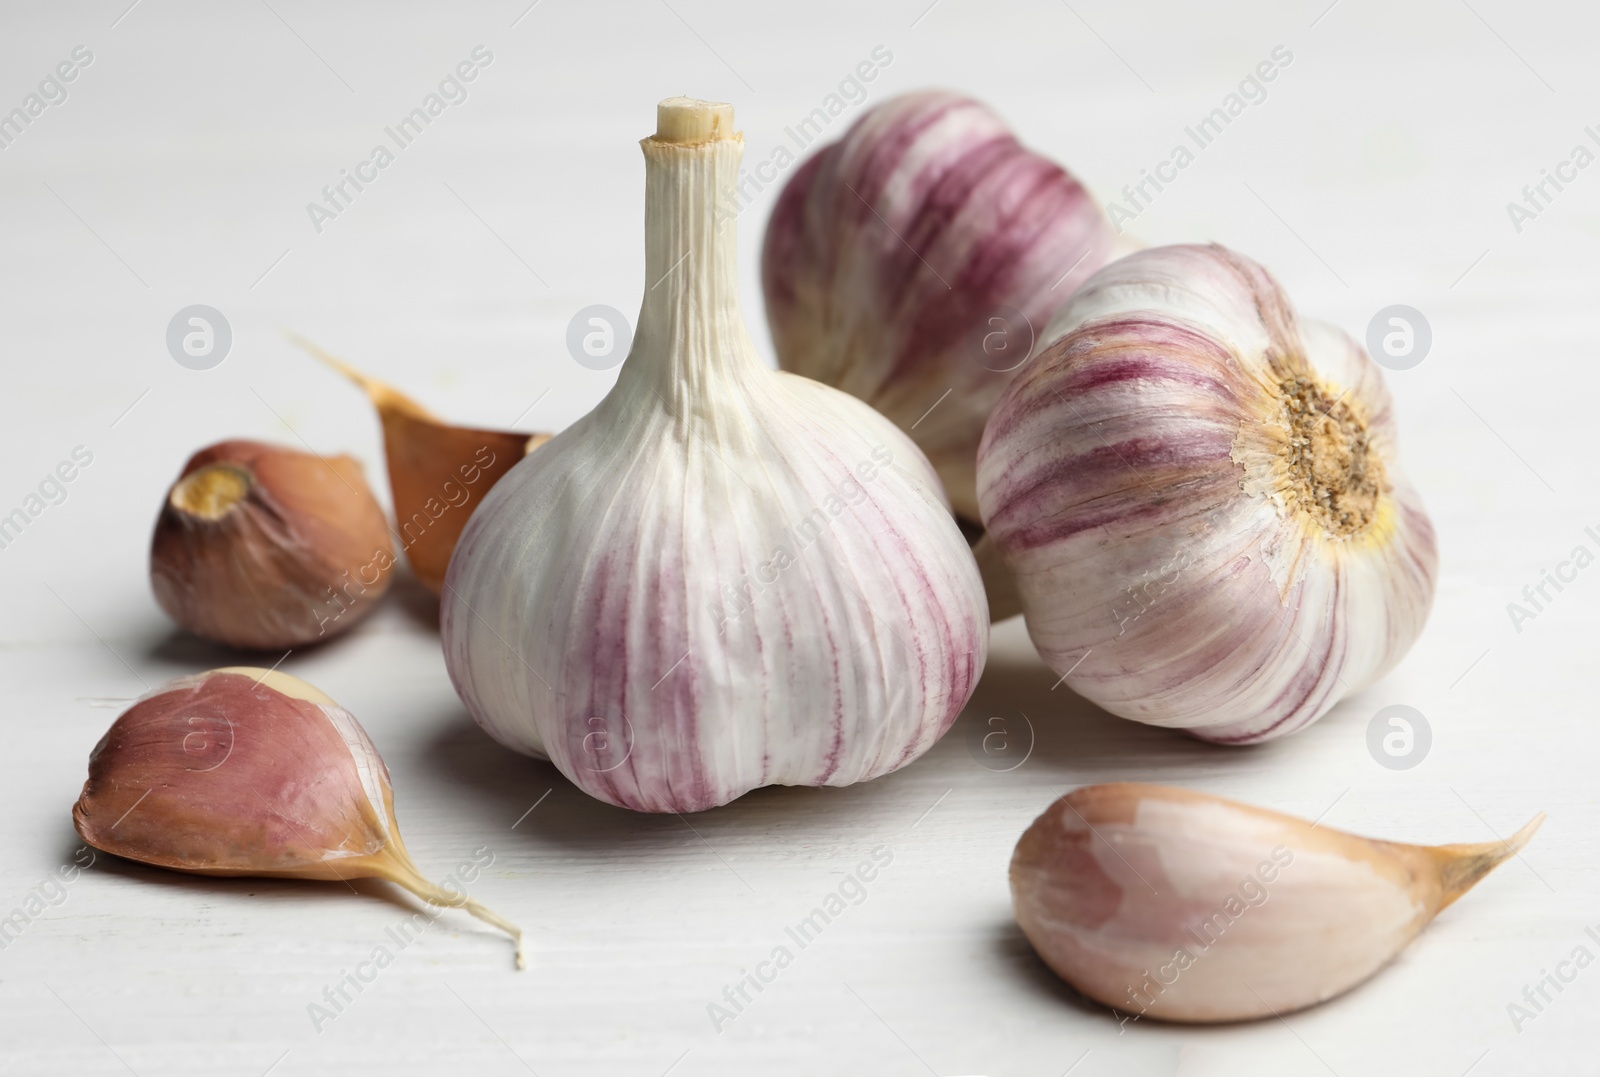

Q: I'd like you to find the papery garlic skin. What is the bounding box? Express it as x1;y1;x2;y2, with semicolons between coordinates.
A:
297;337;550;594
977;244;1437;742
1010;784;1542;1023
443;99;988;814
763;90;1117;522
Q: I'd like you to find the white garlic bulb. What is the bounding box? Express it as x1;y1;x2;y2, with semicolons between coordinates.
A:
762;90;1119;523
442;98;988;813
1011;783;1543;1023
977;244;1437;742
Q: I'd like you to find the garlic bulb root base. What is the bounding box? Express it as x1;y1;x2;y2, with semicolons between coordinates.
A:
170;464;252;520
976;244;1438;742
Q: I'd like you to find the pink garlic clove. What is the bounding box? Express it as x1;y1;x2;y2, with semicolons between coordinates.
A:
1011;783;1543;1023
73;667;525;967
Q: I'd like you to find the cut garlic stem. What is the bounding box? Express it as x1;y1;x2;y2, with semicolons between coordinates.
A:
654;96;735;144
1010;783;1543;1023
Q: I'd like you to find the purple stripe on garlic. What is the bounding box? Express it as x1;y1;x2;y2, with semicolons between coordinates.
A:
976;244;1438;742
442;99;988;813
763;90;1119;522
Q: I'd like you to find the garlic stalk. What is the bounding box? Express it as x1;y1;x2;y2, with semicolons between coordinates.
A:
763;90;1124;522
1011;783;1544;1023
73;668;526;967
442;98;988;813
977;244;1438;742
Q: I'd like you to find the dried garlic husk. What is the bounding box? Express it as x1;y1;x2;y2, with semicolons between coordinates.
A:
443;98;988;813
763;90;1122;522
293;336;550;594
1011;783;1543;1023
73;668;525;967
977;244;1438;742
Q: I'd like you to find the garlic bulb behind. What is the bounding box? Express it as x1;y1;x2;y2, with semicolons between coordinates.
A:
763;90;1118;522
1011;783;1543;1022
443;99;988;813
977;244;1438;742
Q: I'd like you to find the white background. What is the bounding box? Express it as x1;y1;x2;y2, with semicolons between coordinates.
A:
1;1;1595;1074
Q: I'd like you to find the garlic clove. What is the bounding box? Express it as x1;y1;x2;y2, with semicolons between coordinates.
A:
1010;783;1543;1023
763;90;1118;523
151;440;397;649
73;667;526;967
976;243;1438;741
292;336;549;594
442;98;989;813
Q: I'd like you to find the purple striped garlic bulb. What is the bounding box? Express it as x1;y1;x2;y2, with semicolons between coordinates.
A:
441;99;988;813
762;90;1119;523
976;244;1438;743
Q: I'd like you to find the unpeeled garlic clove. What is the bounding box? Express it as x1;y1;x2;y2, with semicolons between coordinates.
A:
292;336;550;594
763;90;1122;522
1010;782;1543;1023
443;98;988;813
73;667;526;967
976;244;1438;741
151;440;396;649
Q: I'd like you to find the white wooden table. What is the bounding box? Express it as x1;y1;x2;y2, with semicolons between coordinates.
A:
2;1;1594;1073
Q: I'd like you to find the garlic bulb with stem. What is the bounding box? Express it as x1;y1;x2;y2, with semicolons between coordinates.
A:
1011;783;1543;1023
73;667;525;967
290;335;550;594
442;97;988;813
763;89;1126;522
976;244;1438;742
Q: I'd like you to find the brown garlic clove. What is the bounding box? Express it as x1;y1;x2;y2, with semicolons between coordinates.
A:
1010;783;1543;1023
73;667;525;967
151;440;396;649
290;336;549;594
